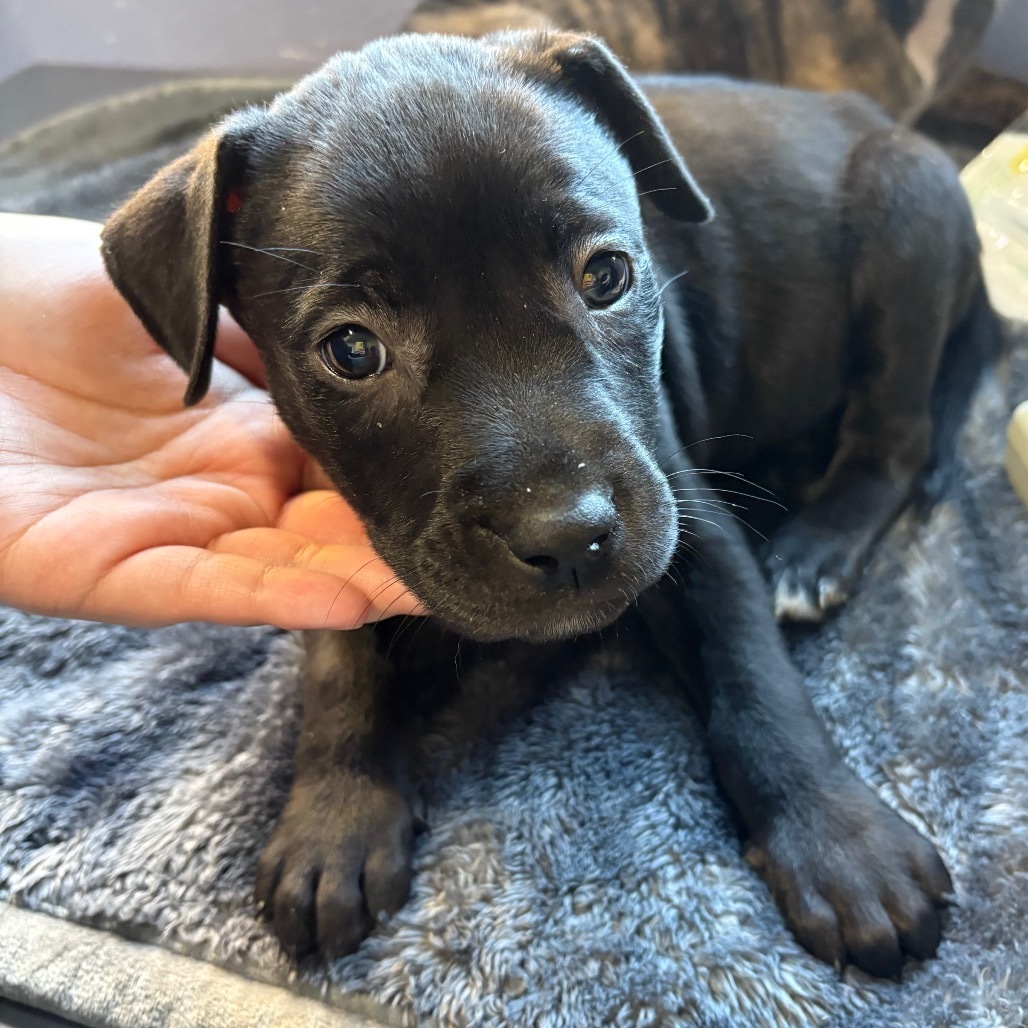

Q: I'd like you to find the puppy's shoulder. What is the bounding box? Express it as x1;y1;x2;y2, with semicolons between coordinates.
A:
637;75;895;206
639;74;892;144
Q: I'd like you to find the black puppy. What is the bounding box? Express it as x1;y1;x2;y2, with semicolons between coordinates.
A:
100;31;993;977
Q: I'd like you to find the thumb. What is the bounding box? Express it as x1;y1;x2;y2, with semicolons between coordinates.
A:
302;456;337;492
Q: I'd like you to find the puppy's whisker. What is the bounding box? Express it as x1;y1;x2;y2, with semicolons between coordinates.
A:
671;489;738;501
383;575;434;660
581;128;647;178
657;444;692;469
368;567;429;624
666;466;781;499
384;616;416;660
671;489;743;503
256;246;324;255
637;186;678;198
726;513;770;543
661;561;685;588
356;574;406;626
676;513;726;534
677;507;770;544
658;435;751;469
677;527;703;544
673;494;738;509
385;606;430;661
673;485;788;511
323;555;387;629
375;584;417;625
672;534;705;566
690;432;753;449
251;282;362;300
658;269;689;296
675;498;744;513
674;470;773;493
632;157;675;178
324;581;353;630
309;492;347;514
219;240;319;271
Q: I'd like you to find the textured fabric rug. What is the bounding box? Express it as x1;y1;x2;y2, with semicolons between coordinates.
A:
2;82;1027;1028
0;78;289;221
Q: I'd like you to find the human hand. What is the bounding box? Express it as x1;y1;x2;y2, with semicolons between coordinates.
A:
0;213;425;629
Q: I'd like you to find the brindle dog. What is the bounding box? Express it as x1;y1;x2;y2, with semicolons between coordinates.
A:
404;0;997;121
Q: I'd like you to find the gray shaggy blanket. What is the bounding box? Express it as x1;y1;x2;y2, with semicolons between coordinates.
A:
1;332;1026;1028
1;83;1027;1028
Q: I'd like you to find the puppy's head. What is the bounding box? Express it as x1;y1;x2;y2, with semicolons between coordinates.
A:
101;31;711;642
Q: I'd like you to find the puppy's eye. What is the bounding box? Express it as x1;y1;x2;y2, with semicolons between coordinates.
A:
581;251;632;309
320;325;388;380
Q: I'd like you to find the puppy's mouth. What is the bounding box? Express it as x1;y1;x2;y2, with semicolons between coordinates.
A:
378;488;678;644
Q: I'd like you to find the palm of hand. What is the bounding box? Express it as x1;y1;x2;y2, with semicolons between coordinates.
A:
0;215;420;628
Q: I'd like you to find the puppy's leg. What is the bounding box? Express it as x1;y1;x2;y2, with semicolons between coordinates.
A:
768;128;980;621
255;628;419;960
645;422;951;975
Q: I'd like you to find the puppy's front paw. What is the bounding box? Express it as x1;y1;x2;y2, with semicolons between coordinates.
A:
765;519;862;622
748;772;952;978
255;774;415;960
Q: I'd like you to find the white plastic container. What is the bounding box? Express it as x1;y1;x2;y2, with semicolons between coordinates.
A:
961;112;1028;508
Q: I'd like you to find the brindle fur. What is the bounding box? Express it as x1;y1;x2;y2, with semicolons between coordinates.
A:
404;0;1002;123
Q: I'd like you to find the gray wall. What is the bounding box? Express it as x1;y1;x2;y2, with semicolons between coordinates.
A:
978;0;1028;82
0;0;419;140
1;0;1025;142
1;0;419;78
3;0;1025;83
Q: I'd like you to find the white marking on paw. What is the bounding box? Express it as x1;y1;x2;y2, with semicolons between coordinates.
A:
774;580;824;623
818;578;847;611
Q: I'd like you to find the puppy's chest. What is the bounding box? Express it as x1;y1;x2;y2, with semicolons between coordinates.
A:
376;620;616;714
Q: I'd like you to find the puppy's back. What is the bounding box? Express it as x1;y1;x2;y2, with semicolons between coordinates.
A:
640;76;894;209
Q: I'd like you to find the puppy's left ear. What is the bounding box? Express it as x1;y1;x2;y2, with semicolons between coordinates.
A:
100;107;264;406
522;32;713;223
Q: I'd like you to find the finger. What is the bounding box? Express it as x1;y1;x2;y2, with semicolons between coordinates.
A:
277;490;373;545
83;545;422;630
209;527;422;612
301;458;336;492
210;527;368;567
213;315;267;388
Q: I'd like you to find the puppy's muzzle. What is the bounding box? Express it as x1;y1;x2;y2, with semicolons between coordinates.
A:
477;485;620;591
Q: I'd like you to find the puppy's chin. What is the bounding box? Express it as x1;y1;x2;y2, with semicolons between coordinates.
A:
429;593;637;645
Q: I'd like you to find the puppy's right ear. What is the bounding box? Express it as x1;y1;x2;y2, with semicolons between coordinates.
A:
511;31;713;223
100;108;263;406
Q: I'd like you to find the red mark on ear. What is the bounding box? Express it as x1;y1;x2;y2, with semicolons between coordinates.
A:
225;188;243;214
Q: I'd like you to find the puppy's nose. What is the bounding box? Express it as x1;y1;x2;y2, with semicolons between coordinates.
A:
499;489;618;589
